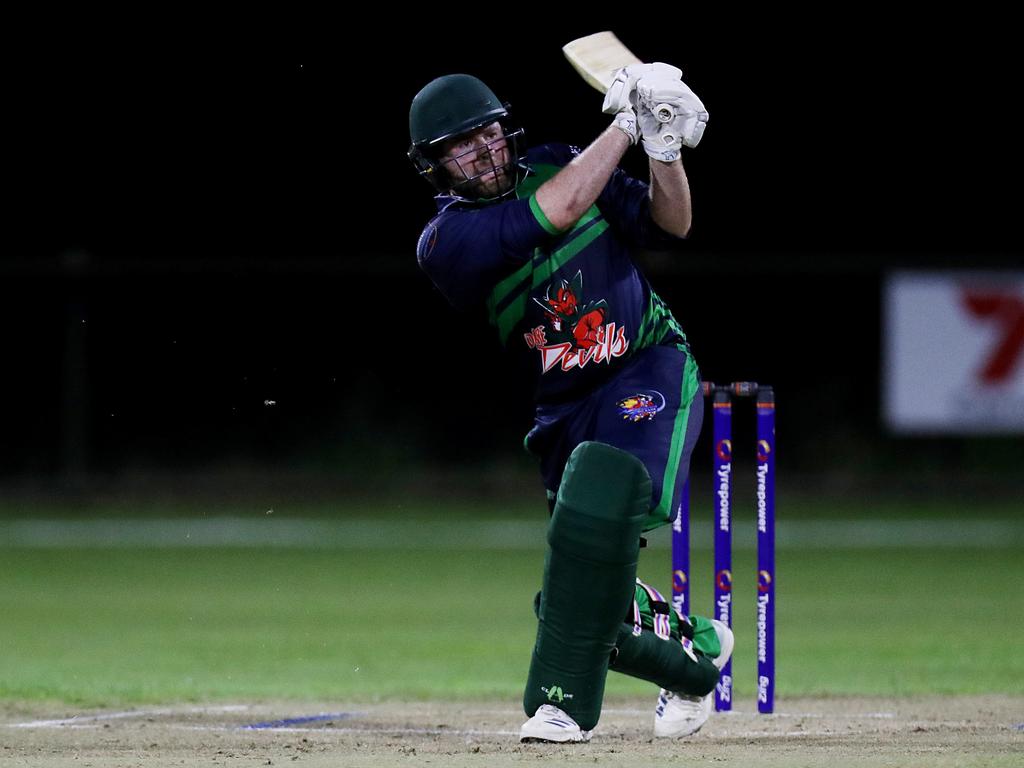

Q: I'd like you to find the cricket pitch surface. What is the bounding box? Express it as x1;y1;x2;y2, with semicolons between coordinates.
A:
3;695;1021;767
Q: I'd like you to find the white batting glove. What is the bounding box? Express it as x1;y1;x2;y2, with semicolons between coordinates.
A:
602;62;683;115
636;76;708;158
636;99;683;161
610;103;640;144
603;63;683;147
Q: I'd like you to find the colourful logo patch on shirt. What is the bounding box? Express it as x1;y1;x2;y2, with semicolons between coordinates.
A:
617;391;666;422
523;270;629;373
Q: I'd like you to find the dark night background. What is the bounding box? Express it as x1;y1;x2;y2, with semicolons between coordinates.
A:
5;17;1023;504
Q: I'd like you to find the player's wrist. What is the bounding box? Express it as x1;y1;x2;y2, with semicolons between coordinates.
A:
611;108;640;145
642;137;682;162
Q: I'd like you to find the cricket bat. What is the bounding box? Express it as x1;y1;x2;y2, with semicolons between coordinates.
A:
562;31;643;93
562;31;675;124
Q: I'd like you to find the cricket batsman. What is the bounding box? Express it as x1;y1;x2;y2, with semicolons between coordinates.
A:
408;65;732;742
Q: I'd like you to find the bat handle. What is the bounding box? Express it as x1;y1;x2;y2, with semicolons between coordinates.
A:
649;102;678;146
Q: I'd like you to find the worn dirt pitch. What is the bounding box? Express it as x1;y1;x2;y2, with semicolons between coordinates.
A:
3;696;1022;767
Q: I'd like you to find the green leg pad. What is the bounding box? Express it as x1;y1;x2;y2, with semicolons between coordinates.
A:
610;624;720;697
523;442;652;731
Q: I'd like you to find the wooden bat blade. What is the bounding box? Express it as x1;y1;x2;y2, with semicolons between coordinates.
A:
562;31;642;93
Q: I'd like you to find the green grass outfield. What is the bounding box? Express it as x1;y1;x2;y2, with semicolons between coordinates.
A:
1;505;1023;707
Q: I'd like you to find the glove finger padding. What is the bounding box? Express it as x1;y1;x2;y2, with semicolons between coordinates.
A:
673;114;707;149
637;78;705;114
637;99;684;162
636;98;665;143
602;62;683;115
636;76;709;150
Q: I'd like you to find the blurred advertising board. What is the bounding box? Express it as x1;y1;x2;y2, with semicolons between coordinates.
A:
884;271;1024;434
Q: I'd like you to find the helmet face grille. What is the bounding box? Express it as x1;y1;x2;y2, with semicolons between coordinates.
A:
443;127;526;202
409;125;526;203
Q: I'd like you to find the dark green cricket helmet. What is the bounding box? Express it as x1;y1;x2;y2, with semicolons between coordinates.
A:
408;74;525;201
410;74;507;148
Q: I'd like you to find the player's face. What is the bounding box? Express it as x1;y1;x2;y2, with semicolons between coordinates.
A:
439;122;513;198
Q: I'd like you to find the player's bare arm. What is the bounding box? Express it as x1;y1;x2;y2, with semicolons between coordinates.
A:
533;126;632;232
561;37;706;241
648;158;692;238
630;67;707;239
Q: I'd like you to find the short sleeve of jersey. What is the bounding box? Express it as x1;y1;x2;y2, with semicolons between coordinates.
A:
417;197;551;311
598;165;688;250
531;142;686;250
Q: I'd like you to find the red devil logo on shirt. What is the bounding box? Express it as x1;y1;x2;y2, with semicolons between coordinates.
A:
533;270;608;349
523;270;629;373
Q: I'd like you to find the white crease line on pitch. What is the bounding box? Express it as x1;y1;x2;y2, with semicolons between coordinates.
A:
5;704;250;728
172;724;521;737
172;723;879;740
566;708;896;719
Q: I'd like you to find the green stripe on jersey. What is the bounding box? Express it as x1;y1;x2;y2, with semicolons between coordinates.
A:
490;218;609;343
635;291;687;352
529;196;560;235
485;163;610;344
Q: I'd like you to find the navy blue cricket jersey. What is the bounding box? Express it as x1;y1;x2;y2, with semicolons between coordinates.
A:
417;142;692;406
418;142;705;528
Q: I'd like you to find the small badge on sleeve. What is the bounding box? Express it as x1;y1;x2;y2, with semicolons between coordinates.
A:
416;223;439;261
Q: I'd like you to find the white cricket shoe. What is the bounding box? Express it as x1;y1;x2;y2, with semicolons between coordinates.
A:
653;620;736;738
519;704;593;743
654;689;711;738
